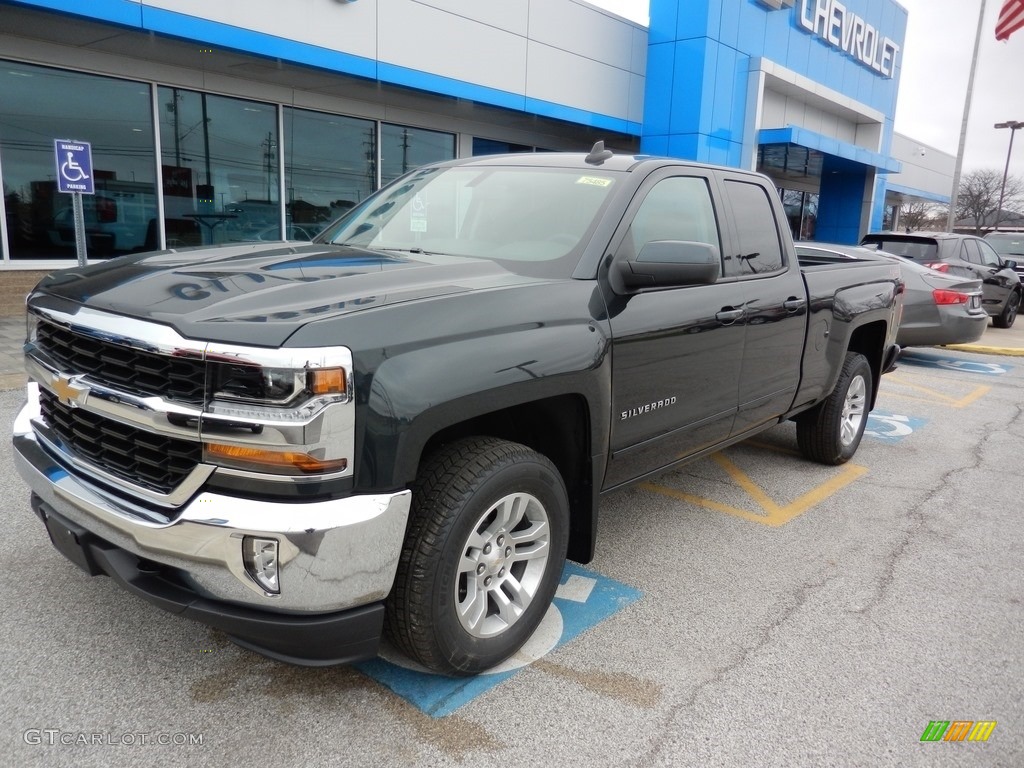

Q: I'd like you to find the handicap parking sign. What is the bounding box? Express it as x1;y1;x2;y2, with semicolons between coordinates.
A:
54;139;94;194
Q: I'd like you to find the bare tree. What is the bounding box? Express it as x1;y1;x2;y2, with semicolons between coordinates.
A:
899;199;942;231
955;169;1024;234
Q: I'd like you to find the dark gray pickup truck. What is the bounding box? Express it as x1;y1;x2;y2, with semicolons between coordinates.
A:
13;150;903;675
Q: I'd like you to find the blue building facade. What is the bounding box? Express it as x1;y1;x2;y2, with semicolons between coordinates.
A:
642;0;909;242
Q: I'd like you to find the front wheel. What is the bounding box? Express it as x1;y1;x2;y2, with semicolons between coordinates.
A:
386;437;569;676
993;289;1020;329
796;352;873;465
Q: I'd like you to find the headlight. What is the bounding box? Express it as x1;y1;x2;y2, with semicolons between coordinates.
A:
201;345;354;478
210;362;347;405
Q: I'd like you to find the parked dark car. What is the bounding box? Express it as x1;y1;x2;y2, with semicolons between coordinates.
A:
796;243;988;347
984;231;1024;284
861;232;1021;328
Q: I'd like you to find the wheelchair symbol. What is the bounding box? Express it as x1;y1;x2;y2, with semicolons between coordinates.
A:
864;412;927;442
60;152;89;182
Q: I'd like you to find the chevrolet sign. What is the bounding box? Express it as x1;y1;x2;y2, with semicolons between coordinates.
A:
796;0;900;78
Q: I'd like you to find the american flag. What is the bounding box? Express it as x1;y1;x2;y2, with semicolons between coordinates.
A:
996;0;1024;40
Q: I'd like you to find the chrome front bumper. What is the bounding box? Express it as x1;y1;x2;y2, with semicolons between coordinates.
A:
13;399;411;616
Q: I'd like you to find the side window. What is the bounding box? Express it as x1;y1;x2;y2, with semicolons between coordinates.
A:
961;239;982;265
976;239;1003;267
627;176;721;261
723;180;785;277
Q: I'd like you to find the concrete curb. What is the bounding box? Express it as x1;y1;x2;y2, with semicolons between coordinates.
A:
942;344;1024;357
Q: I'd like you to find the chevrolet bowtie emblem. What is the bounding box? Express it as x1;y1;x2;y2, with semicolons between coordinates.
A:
52;373;87;407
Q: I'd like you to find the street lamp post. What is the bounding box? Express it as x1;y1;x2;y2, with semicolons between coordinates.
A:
994;120;1024;232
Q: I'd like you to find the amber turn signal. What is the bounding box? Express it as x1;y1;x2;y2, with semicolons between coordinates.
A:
309;367;346;395
205;443;348;473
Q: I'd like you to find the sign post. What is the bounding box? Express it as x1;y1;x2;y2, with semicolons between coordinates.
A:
53;139;95;267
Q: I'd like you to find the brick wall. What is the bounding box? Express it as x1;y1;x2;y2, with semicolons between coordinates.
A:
0;272;48;316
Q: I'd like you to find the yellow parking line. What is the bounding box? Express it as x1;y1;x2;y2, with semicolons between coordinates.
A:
883;376;990;408
642;454;868;527
713;454;782;515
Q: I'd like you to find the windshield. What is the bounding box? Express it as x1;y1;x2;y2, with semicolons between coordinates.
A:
985;233;1024;256
318;165;621;278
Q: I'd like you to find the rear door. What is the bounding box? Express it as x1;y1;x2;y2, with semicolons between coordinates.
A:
603;169;747;489
717;173;807;435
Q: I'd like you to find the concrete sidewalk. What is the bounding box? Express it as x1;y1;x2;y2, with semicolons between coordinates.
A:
0;315;27;391
1;309;1022;391
945;316;1024;357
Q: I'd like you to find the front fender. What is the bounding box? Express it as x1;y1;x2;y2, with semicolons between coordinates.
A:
363;317;610;489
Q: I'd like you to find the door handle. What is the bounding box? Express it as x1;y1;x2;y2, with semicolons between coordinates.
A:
716;307;744;323
783;297;807;312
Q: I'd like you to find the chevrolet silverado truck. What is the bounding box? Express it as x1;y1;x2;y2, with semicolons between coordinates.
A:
13;149;903;675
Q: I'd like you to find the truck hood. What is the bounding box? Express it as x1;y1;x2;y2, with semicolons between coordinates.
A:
32;243;546;346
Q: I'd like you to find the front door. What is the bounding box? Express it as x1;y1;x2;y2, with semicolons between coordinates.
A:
604;172;747;489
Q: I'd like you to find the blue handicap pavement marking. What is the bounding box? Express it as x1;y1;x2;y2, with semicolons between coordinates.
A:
865;412;928;443
356;561;642;717
898;351;1011;376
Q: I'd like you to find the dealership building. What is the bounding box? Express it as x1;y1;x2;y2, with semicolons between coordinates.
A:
0;0;953;269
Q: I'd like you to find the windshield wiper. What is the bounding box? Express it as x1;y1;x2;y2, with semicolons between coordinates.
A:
334;242;461;257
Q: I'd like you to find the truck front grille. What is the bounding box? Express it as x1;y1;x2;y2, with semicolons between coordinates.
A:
40;389;202;494
37;321;205;405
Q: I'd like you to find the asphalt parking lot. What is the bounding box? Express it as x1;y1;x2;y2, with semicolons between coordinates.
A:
2;344;1022;768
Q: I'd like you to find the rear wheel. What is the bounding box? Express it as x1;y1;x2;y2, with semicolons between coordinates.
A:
796;352;873;465
993;289;1020;329
386;437;569;676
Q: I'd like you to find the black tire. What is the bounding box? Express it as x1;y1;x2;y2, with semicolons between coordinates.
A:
993;289;1020;329
386;437;569;676
796;352;873;465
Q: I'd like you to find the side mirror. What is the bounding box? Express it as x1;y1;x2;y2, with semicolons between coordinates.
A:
615;240;721;291
1003;258;1018;271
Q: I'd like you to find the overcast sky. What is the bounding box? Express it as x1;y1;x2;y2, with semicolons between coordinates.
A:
588;0;1024;175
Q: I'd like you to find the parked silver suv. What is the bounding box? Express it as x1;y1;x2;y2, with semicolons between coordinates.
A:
862;232;1021;328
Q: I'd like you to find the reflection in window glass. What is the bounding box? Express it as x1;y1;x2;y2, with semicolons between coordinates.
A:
0;61;157;260
724;181;784;275
780;188;818;242
283;108;375;240
381;124;455;186
629;176;720;259
323;166;618;278
158;87;277;246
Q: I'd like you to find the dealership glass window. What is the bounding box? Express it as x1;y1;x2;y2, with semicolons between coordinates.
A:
283;107;375;239
779;188;818;242
883;202;898;231
0;61;157;260
472;138;534;156
158;87;278;246
380;124;455;186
